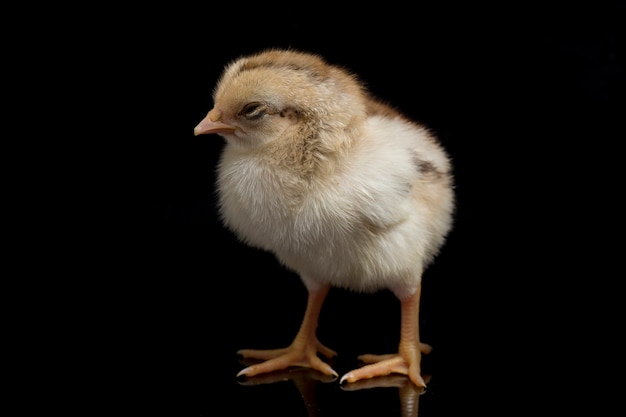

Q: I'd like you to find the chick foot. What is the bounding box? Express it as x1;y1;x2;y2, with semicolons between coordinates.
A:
340;288;431;387
237;340;338;378
237;284;338;379
339;345;430;388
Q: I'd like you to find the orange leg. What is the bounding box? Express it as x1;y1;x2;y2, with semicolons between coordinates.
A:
237;284;338;378
340;284;431;387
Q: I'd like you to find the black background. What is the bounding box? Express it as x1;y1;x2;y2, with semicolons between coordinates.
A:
59;2;624;415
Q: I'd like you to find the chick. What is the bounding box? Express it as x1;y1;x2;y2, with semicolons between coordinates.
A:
194;48;455;387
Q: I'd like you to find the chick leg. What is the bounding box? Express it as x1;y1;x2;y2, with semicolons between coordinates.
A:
237;284;338;378
340;284;431;387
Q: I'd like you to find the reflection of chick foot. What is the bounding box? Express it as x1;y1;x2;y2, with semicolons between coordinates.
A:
237;340;338;379
237;366;338;386
341;374;431;417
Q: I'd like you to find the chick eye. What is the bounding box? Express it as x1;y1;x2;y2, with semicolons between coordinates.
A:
239;102;267;120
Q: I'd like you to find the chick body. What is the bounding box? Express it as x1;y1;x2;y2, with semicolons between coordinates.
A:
195;49;454;387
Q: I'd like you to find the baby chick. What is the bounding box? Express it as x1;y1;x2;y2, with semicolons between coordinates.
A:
194;48;455;387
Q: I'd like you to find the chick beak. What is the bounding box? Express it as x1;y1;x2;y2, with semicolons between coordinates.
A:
194;108;237;136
